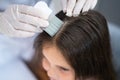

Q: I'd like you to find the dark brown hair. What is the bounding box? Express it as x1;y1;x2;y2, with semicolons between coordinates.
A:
32;10;116;80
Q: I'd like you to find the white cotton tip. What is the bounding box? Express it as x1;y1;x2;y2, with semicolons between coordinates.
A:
45;15;63;36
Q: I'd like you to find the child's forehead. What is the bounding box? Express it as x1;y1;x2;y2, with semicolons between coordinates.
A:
42;44;72;68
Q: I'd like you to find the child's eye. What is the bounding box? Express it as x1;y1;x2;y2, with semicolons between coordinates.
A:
59;67;69;71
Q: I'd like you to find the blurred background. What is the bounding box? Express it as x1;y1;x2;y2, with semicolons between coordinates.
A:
96;0;120;26
95;0;120;79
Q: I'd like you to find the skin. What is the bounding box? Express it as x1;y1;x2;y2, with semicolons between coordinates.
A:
42;44;75;80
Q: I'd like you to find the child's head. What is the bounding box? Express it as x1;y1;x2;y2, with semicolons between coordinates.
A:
34;10;116;80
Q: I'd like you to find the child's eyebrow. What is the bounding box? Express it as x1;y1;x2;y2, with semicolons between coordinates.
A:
42;51;71;70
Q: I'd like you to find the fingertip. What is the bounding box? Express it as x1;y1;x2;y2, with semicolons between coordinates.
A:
73;13;79;17
82;9;88;13
41;21;49;27
45;21;49;27
66;9;73;17
66;12;72;17
62;6;67;13
82;6;89;13
91;0;98;9
63;9;67;13
45;21;49;26
73;10;80;17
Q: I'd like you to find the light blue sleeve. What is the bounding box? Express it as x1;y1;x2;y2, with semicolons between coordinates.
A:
0;34;35;66
0;58;37;80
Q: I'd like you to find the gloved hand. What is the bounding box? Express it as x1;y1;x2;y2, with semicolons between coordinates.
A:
0;1;52;38
61;0;98;17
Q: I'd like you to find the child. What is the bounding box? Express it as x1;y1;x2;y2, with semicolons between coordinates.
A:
30;10;116;80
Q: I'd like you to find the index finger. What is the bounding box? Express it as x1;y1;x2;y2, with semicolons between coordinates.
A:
61;0;67;12
17;5;48;19
66;0;77;16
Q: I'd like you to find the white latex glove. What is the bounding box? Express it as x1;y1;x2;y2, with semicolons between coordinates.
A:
61;0;98;17
0;1;52;38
